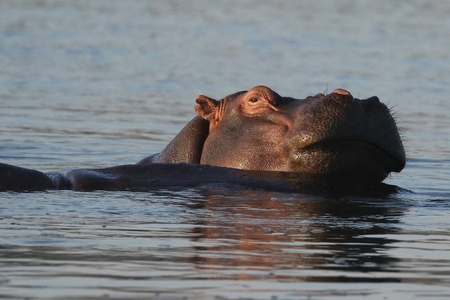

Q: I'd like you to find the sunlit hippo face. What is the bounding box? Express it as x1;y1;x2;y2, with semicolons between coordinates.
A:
195;86;405;183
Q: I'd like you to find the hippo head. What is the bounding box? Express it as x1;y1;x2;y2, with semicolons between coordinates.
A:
194;86;405;184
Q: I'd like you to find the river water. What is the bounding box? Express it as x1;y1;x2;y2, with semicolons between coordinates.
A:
1;1;449;299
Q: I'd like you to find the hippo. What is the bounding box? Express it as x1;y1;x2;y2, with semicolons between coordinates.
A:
0;86;405;194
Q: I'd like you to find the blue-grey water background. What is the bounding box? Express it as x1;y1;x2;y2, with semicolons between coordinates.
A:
1;1;449;299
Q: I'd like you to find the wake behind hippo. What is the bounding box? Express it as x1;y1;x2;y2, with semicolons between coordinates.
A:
0;86;406;195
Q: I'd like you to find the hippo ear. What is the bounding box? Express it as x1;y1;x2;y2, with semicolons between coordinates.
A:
195;95;219;120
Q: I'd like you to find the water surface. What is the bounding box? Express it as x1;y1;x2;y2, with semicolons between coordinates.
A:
1;1;449;299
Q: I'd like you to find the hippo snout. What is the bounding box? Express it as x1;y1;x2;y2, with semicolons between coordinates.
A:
286;91;405;180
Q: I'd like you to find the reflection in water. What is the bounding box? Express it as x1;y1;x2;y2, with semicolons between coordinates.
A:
187;190;405;283
1;189;449;299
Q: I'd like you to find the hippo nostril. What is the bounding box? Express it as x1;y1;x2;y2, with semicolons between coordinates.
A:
332;88;352;97
367;96;380;104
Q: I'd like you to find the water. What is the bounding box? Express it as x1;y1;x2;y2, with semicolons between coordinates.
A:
0;0;449;299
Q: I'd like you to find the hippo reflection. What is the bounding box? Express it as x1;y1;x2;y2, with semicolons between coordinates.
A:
186;190;405;281
0;86;405;194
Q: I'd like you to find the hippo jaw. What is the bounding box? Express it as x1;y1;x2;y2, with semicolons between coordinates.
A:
290;139;404;182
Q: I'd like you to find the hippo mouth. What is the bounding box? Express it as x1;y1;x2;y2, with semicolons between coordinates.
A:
336;138;403;165
292;138;405;180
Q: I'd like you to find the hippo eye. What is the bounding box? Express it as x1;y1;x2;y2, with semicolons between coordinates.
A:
249;98;259;103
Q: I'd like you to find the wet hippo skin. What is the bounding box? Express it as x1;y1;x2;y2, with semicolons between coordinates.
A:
0;86;405;194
